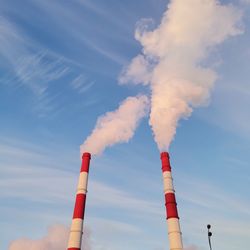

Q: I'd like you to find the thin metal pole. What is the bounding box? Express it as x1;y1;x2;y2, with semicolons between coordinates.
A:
207;224;213;250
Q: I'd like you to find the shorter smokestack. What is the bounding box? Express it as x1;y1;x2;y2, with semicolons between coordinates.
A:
67;152;91;250
161;152;183;250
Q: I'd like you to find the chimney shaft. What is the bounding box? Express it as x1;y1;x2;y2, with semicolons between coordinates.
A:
67;152;91;250
161;152;183;250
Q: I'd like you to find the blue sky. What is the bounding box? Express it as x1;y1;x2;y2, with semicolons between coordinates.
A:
0;0;250;250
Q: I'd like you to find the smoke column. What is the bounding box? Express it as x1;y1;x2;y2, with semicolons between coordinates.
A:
120;0;243;151
81;95;149;155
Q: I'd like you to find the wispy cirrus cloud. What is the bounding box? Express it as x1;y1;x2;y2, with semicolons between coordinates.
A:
24;0;129;66
13;51;70;95
88;180;162;216
0;137;162;214
196;80;250;140
0;135;161;216
0;16;95;115
177;173;250;216
0;17;69;95
71;74;95;94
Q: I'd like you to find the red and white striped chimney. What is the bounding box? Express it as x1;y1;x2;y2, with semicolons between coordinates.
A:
161;152;183;250
67;152;91;250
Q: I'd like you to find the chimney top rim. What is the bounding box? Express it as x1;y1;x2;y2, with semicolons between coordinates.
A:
82;152;91;159
160;151;169;159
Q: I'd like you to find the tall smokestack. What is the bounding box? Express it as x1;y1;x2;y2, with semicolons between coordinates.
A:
67;152;91;250
161;152;183;250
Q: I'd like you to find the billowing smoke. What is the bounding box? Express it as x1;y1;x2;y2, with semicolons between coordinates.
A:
81;95;149;155
8;224;92;250
8;225;69;250
120;0;243;151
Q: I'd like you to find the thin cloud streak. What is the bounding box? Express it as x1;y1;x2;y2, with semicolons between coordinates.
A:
0;17;69;95
28;0;129;66
196;80;250;139
177;174;250;216
0;137;162;215
88;180;163;216
71;74;95;94
0;16;95;116
0;160;163;215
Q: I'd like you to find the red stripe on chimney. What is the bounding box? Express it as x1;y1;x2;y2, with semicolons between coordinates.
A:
161;152;171;172
165;193;179;219
81;152;91;172
68;248;80;250
73;193;86;219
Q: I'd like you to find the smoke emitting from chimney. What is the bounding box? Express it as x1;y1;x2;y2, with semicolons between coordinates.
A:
81;95;149;155
120;0;243;151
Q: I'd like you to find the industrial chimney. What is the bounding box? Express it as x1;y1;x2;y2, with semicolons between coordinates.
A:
161;152;183;250
67;152;91;250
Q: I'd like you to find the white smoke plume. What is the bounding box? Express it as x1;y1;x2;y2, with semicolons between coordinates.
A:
8;224;92;250
120;0;243;151
81;95;149;155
